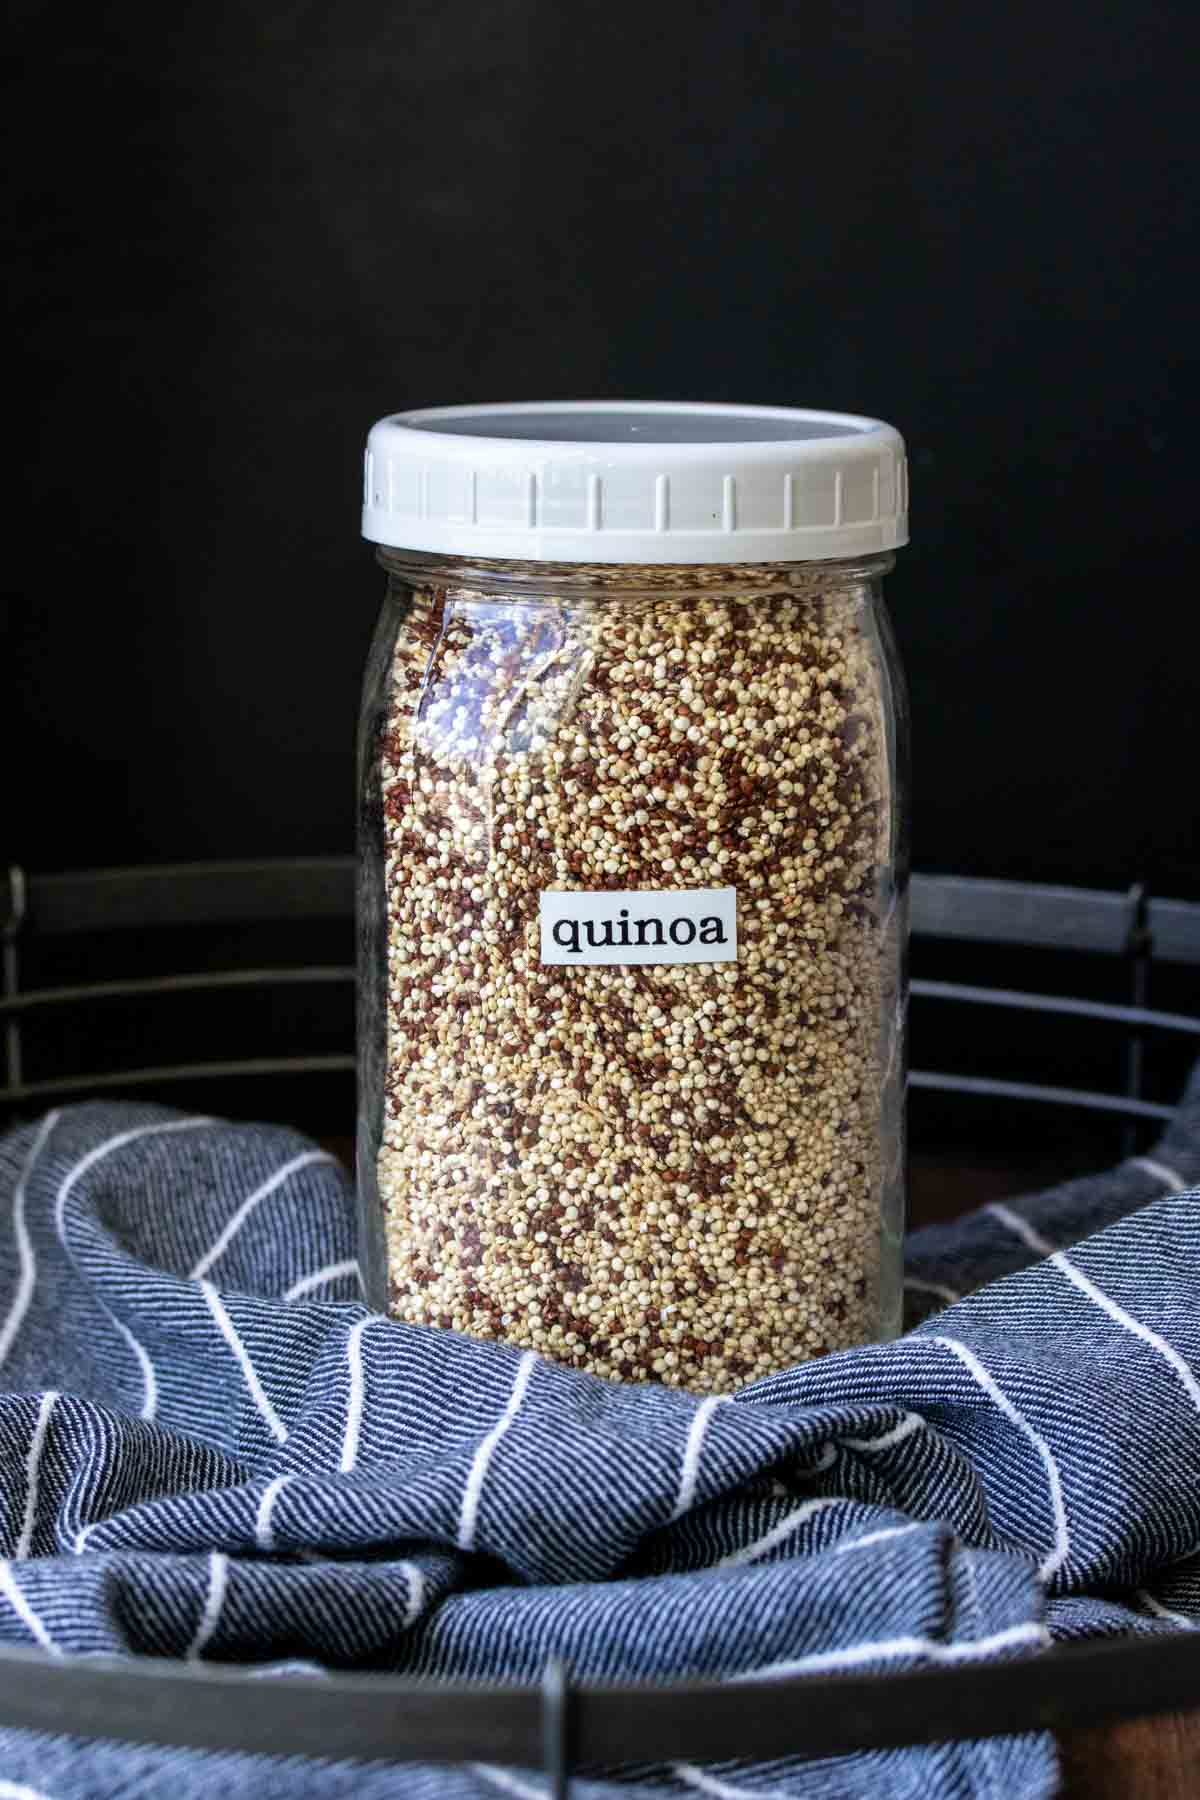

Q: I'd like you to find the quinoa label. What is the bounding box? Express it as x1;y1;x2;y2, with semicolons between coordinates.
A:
539;887;738;966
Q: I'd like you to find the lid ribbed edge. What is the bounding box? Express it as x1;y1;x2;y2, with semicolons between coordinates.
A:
362;401;908;564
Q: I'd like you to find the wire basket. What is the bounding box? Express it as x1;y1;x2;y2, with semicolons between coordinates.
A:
1;860;1198;1786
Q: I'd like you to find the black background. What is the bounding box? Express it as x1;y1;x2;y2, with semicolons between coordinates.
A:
7;0;1199;897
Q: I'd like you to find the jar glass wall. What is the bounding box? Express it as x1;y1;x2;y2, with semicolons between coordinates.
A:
358;551;907;1393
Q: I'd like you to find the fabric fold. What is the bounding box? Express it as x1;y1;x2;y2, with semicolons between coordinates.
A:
0;1086;1196;1799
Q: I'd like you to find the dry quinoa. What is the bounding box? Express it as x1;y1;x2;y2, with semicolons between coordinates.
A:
375;564;891;1393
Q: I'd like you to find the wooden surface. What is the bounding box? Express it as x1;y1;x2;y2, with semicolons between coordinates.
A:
1059;1712;1200;1799
333;1140;1200;1792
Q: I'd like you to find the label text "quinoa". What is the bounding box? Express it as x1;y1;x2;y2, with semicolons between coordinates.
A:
539;888;737;966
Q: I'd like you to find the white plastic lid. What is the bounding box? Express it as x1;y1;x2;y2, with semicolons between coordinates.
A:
362;401;908;564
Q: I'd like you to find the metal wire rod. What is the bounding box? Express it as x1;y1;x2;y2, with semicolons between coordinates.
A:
0;967;354;1017
0;1632;1195;1765
909;1071;1175;1121
3;1056;356;1106
911;979;1200;1037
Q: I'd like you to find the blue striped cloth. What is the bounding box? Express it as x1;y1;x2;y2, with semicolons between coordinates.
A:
0;1080;1197;1800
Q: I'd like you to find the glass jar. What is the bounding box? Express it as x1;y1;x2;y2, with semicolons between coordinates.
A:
357;403;909;1393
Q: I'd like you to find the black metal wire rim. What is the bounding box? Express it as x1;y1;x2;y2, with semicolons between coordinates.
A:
5;1065;1183;1122
7;864;1200;963
911;979;1200;1037
907;1072;1176;1122
0;1630;1195;1764
0;967;355;1017
1;1056;357;1107
5;971;1199;1036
